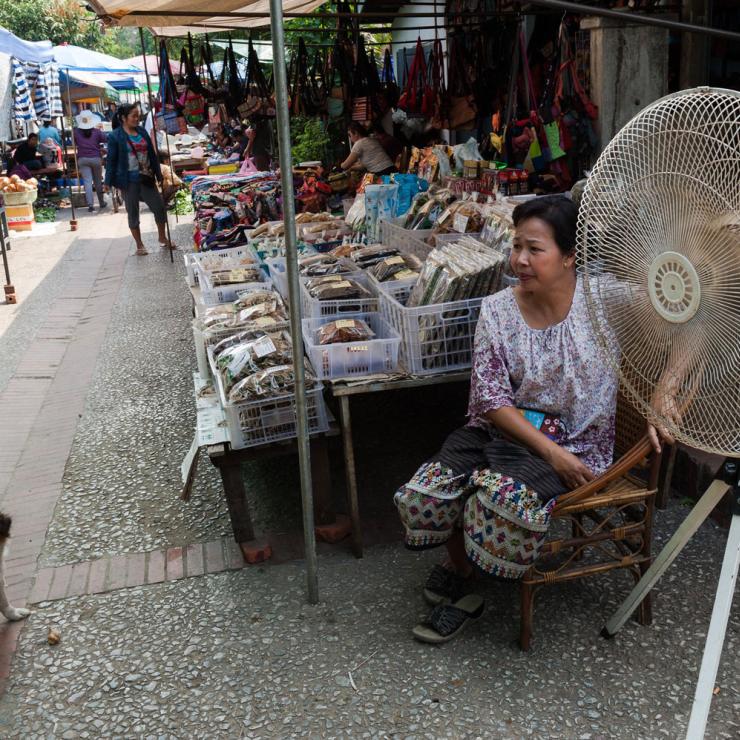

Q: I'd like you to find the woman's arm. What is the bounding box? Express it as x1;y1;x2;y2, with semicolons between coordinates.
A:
341;150;360;170
485;407;595;489
104;133;117;187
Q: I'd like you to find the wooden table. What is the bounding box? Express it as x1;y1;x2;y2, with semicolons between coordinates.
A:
327;370;471;558
206;430;339;562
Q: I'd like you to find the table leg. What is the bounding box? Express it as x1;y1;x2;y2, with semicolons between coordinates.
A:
339;395;363;558
211;456;272;563
310;436;334;526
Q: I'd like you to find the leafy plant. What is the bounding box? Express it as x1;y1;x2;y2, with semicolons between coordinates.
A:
290;116;331;165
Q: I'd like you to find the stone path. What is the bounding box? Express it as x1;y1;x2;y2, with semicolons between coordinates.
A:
0;210;738;738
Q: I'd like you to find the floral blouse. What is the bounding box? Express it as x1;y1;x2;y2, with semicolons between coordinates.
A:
468;277;619;475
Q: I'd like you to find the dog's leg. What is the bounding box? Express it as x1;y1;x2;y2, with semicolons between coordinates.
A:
0;514;30;621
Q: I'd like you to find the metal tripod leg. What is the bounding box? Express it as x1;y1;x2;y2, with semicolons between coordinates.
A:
685;511;740;739
602;479;730;637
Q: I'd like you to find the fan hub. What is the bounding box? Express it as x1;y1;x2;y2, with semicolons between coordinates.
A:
647;251;701;323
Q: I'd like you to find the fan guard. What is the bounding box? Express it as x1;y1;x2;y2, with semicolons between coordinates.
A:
577;87;740;457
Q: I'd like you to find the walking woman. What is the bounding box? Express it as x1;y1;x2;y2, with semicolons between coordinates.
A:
74;111;107;213
105;103;173;256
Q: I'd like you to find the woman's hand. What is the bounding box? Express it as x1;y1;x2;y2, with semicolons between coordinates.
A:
647;385;682;453
547;446;596;489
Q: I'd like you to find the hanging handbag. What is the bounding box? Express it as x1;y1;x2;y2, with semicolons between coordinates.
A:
428;38;448;130
239;38;276;120
155;43;188;135
446;35;477;130
397;38;430;119
351;36;375;123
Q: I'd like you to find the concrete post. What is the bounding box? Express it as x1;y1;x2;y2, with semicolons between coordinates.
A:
581;15;670;150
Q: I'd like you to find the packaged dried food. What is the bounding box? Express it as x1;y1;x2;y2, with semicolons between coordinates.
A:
349;244;402;269
298;255;355;277
215;331;293;390
317;318;376;345
305;276;371;301
370;254;422;282
228;361;318;402
206;266;265;286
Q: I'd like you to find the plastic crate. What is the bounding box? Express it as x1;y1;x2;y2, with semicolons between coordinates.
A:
209;351;329;450
302;313;401;380
378;219;434;261
377;282;483;376
267;256;359;301
196;264;271;306
300;271;379;319
184;245;259;287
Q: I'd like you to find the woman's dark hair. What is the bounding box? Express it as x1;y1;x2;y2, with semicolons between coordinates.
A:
348;121;368;138
512;195;578;255
116;102;140;128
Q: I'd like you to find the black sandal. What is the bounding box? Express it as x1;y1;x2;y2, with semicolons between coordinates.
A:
412;595;485;644
423;564;468;606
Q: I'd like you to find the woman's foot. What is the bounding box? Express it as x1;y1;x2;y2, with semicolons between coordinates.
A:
423;564;470;606
135;246;148;256
412;594;485;644
88;205;94;213
160;241;177;250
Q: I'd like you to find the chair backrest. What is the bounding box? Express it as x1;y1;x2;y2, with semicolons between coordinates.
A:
614;390;648;460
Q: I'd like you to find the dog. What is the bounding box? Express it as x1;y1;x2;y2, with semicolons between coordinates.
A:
0;514;30;621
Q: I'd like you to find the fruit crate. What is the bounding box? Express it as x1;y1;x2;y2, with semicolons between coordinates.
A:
302;313;401;380
209;350;329;450
377;281;484;376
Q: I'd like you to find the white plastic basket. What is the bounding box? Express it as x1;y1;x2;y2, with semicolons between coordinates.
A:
196;263;272;306
184;245;259;287
302;313;401;380
378;219;434;261
267;256;360;301
300;271;379;319
209;351;328;450
377;282;483;376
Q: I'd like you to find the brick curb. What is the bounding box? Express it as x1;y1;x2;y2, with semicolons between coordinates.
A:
28;537;247;605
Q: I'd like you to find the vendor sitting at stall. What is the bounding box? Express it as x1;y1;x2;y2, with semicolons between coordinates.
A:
393;195;670;644
213;123;233;151
341;122;395;176
11;133;62;176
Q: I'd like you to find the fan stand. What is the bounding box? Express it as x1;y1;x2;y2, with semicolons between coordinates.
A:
601;460;740;739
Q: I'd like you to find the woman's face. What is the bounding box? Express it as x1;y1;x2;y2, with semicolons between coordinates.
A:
348;129;358;144
510;217;574;292
124;107;141;127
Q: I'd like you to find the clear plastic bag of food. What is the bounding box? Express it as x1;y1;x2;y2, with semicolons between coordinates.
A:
228;360;318;402
306;276;371;301
350;244;402;269
207;266;265;286
216;331;293;390
370;254;422;282
317;318;375;345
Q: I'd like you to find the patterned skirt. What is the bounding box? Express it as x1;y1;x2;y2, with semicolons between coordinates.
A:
394;426;566;579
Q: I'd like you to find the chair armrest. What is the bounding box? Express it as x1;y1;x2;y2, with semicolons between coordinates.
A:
552;435;654;513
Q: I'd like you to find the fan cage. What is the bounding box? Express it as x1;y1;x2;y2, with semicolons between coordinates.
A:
577;87;740;458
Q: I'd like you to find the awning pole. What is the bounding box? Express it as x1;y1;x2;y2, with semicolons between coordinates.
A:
63;69;79;230
139;27;175;263
268;0;319;604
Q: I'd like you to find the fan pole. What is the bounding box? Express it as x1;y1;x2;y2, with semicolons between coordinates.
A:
602;462;740;739
686;465;740;739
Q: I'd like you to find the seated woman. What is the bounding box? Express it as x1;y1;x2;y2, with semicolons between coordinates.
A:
394;195;665;644
12;133;61;176
341;122;395;176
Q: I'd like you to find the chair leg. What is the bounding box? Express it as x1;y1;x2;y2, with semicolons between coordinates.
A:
520;580;534;651
572;514;584;560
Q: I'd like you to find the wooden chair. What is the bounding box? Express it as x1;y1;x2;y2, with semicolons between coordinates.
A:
519;396;661;650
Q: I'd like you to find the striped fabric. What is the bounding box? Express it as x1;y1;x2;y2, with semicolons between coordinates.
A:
11;58;63;124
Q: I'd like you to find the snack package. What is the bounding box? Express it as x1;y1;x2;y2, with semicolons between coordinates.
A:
305;276;371;301
369;254;422;282
215;330;293;390
317;318;375;345
349;244;402;269
206;266;265;286
228;360;318;402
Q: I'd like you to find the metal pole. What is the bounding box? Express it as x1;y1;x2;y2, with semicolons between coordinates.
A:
268;0;319;604
63;70;78;230
138;27;175;263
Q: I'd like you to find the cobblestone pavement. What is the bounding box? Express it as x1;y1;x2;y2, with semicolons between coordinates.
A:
1;210;739;738
40;219;232;566
2;510;740;739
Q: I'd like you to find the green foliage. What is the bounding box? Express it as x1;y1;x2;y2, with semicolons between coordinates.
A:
291;116;331;164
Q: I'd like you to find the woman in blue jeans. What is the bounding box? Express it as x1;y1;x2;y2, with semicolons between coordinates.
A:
105;103;173;256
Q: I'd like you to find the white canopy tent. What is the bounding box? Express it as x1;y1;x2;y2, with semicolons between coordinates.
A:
89;0;326;36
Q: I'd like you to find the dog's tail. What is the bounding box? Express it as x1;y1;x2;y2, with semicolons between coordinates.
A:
0;513;11;540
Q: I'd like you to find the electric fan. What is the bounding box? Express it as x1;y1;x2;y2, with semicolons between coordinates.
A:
576;87;740;740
